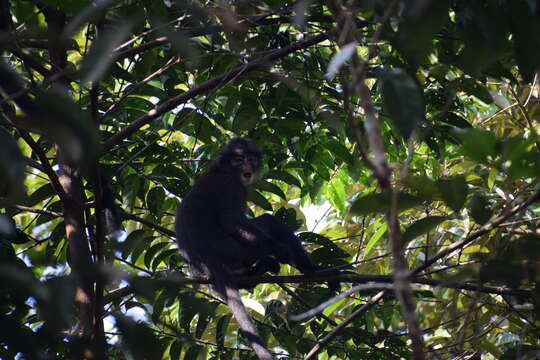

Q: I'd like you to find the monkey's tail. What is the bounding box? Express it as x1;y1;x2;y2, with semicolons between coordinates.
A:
213;274;273;360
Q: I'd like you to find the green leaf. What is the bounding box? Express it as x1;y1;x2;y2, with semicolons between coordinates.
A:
216;315;231;349
264;170;302;188
437;176;468;212
364;221;387;257
469;193;492;225
453;128;498;163
248;190;273;211
144;242;168;269
169;341;184;359
326;139;355;165
327;178;346;213
402;175;439;200
402;216;448;244
350;192;423;215
120;229;147;260
233;102;260;132
146;187;166;215
181;113;221;143
380;68;424;139
256;180;286;200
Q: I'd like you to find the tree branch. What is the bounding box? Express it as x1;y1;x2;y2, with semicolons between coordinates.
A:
102;29;340;152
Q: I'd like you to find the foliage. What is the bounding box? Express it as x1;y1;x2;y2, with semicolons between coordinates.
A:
1;0;540;359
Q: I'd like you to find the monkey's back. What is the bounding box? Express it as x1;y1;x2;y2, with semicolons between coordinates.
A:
175;169;248;274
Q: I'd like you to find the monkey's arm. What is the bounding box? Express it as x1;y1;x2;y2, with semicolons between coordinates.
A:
219;211;272;247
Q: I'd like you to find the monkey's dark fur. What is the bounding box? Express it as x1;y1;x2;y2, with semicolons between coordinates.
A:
175;138;320;360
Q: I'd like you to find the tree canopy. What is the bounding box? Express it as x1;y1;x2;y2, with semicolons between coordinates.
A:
1;1;540;359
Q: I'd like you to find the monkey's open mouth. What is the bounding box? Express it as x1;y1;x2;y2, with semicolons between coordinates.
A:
242;172;253;182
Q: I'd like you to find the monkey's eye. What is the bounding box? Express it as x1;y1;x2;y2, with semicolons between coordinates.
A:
246;155;259;166
231;155;245;166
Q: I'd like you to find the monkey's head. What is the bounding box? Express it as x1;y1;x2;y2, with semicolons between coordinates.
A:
215;137;262;186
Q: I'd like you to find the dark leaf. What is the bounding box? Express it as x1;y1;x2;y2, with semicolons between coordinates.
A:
456;4;509;77
440;113;472;128
469;193;492;225
114;314;161;360
402;174;439;200
402;216;448;244
458;78;494;104
0;128;25;201
380;68;424;139
144;242;168;269
510;2;540;82
264;170;302;188
248;190;273;211
233;102;260;132
392;0;450;67
146;186;166;215
479;260;522;288
437;176;468;212
256;180;286;200
326;139;355;165
350;192;424;215
216;315;231;349
453;128;498;163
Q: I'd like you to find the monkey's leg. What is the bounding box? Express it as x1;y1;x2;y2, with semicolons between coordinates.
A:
251;214;317;273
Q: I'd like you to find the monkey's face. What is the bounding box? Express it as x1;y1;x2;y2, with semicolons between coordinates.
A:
215;138;262;186
230;148;260;186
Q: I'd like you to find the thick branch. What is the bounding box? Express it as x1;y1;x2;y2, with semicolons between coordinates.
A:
103;272;533;306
